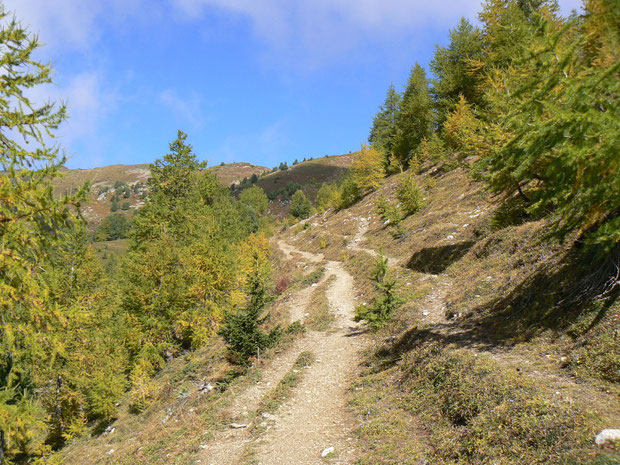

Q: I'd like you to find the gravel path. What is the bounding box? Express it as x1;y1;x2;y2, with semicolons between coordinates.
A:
199;241;364;465
253;258;363;465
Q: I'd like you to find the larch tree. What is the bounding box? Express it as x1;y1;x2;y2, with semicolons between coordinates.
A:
0;5;87;459
393;64;433;169
369;84;401;159
430;17;485;128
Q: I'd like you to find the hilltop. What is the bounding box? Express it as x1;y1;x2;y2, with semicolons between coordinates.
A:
254;153;356;216
55;162;269;228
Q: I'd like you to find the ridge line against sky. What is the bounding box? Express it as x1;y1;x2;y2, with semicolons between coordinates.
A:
4;0;582;169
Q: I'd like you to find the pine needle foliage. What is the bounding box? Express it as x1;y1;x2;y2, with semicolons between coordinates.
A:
0;6;90;459
354;255;403;329
290;190;312;219
219;252;281;365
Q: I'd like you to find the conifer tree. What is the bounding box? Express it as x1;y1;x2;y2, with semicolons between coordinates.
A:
478;0;619;246
351;145;385;192
0;5;87;458
369;84;401;157
430;18;485;127
290;190;312;219
393;64;433;168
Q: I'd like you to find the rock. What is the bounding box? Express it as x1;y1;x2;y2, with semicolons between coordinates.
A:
198;382;215;393
231;423;248;429
321;447;335;457
595;429;620;445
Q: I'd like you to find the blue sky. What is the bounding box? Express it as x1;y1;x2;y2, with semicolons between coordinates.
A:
6;0;582;169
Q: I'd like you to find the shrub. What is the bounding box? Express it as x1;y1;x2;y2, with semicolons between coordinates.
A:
416;134;453;169
354;255;402;328
239;185;269;216
351;144;385;193
397;172;425;216
316;182;338;212
218;272;280;364
376;195;402;225
290;190;312;219
336;173;360;210
95;213;131;241
274;276;291;295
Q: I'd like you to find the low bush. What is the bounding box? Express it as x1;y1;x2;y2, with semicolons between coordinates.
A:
290;190;312;219
354;255;402;328
397;172;425;217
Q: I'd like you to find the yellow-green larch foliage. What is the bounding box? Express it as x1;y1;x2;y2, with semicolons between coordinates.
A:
476;0;620;246
443;94;488;161
352;144;385;193
0;4;89;459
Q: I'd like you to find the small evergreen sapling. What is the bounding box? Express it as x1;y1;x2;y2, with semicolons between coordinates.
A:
219;256;280;364
354;255;403;328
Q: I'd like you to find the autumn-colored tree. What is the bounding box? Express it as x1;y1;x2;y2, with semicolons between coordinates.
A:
352;145;385;193
479;0;619;246
0;6;88;459
430;18;485;127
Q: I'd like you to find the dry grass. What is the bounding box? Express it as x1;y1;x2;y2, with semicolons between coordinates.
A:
258;153;356;217
256;351;316;416
305;276;336;331
280;162;620;464
210;162;270;186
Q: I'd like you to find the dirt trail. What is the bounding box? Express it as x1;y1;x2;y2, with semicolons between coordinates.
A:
348;218;620;417
253;258;363;465
199;241;364;465
347;216;401;267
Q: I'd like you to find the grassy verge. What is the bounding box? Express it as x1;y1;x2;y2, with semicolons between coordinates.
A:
302;265;326;286
256;351;315;416
352;337;619;465
305;276;336;331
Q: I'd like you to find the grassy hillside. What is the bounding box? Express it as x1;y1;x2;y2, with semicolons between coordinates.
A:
210;162;270;186
281;164;619;464
43;157;619;465
255;153;355;216
54;162;268;228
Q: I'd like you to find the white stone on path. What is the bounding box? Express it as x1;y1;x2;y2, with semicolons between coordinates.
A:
595;429;620;445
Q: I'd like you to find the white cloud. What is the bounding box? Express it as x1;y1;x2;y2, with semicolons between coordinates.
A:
3;0;147;51
171;0;586;68
23;71;116;167
171;0;481;66
159;89;207;129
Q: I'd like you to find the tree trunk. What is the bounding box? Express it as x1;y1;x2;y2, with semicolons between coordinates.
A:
0;429;5;465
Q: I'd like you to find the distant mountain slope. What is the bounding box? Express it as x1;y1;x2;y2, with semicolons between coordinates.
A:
55;162;269;228
254;152;356;216
210;162;270;186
